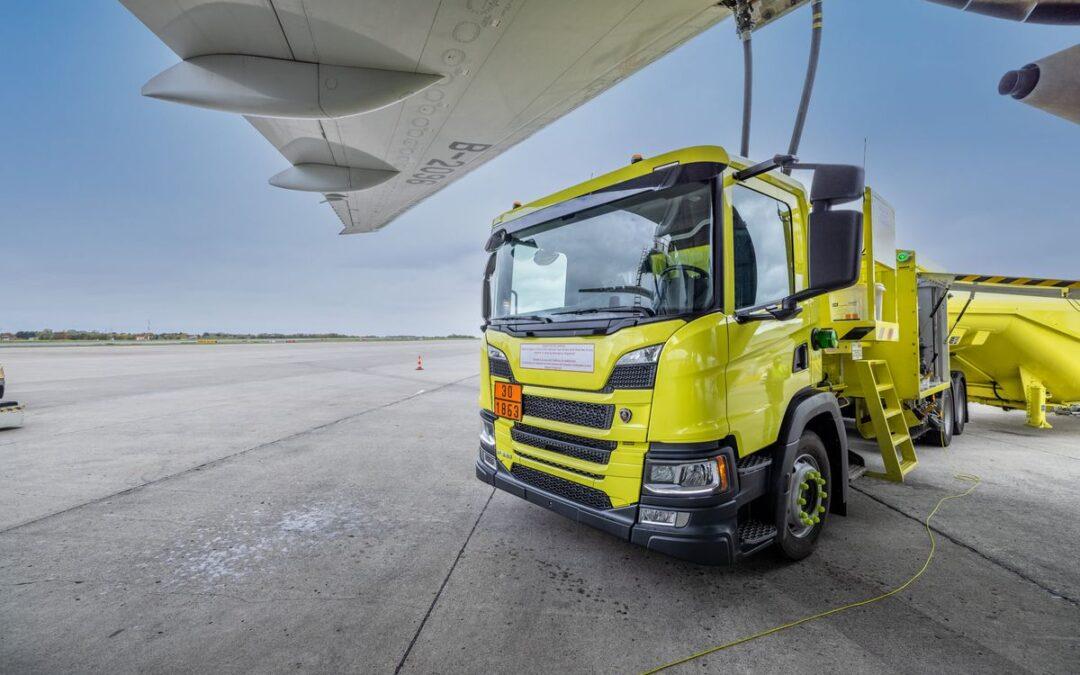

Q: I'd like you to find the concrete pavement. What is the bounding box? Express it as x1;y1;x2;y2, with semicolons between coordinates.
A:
1;341;1077;673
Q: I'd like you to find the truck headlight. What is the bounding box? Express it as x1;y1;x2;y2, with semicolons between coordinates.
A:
615;344;662;366
479;416;497;469
487;344;508;362
643;456;729;496
480;417;495;448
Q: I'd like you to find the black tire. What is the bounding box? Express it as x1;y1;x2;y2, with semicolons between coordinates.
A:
922;388;953;447
951;374;967;436
775;430;831;561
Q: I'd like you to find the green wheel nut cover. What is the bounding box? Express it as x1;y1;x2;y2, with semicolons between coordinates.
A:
820;491;828;499
817;505;826;514
798;497;807;506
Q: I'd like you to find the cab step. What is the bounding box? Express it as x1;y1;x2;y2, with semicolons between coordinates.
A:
736;452;773;475
738;520;777;551
735;453;774;505
848;449;867;481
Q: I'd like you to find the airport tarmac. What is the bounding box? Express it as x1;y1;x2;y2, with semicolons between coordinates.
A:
1;341;1077;673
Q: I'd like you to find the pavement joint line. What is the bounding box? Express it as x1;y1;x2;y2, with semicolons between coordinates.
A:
0;373;479;535
0;372;478;448
0;400;243;448
395;488;495;675
10;364;465;417
851;484;1079;607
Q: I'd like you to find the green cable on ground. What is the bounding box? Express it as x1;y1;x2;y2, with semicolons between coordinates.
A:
642;473;981;674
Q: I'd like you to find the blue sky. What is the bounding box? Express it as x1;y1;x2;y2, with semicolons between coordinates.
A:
0;1;1076;335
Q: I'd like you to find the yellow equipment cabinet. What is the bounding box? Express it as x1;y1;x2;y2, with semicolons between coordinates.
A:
474;146;978;565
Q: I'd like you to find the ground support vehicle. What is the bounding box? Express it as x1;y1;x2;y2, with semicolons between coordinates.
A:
0;364;24;430
936;279;1080;429
474;146;1008;564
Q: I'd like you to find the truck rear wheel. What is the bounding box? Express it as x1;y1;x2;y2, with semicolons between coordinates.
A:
776;431;831;561
951;373;967;436
922;388;953;447
954;371;972;434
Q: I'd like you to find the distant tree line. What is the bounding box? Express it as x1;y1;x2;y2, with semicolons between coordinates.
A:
0;330;476;342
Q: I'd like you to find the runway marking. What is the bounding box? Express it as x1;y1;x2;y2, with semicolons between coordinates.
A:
0;374;479;535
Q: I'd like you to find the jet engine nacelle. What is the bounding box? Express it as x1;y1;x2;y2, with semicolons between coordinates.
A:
999;44;1080;125
142;55;442;120
926;0;1080;24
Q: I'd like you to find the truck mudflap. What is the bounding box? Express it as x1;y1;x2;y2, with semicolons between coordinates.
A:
476;455;750;566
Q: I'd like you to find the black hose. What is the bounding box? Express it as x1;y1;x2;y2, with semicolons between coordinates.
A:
740;35;753;157
784;0;823;174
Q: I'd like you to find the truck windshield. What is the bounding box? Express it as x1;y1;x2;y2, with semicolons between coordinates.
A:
490;181;713;321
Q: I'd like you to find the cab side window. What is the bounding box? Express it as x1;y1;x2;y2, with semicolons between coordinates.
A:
732;185;794;309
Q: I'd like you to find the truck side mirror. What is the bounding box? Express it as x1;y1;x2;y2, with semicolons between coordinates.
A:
481;252;496;321
810;165;865;209
797;163;864;300
793;210;863;301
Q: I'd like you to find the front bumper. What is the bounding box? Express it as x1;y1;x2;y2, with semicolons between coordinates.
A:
475;454;747;565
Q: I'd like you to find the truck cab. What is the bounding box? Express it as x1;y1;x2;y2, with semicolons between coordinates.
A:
475;146;864;564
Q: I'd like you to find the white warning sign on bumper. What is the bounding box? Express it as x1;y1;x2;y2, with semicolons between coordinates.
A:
519;343;594;372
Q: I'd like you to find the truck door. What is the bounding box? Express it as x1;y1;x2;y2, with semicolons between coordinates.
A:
723;179;814;455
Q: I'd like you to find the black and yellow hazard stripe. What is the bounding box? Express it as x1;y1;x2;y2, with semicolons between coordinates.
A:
952;274;1080;290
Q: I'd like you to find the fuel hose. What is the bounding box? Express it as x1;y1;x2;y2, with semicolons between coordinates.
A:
642;472;981;673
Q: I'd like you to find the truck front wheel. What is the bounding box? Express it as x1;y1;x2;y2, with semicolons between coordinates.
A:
776;430;831;561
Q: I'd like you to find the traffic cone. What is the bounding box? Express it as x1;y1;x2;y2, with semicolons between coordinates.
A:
416;355;424;371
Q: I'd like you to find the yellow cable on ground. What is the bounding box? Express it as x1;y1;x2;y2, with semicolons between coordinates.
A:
643;472;981;674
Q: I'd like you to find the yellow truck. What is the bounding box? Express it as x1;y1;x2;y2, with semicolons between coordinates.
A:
475;145;982;564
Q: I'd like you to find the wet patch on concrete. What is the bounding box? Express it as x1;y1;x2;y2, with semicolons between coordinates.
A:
149;498;381;589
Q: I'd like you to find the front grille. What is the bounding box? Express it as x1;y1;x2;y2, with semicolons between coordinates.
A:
488;356;513;380
606;363;657;389
522;395;613;429
511;464;613;510
517;451;604;480
512;423;614;465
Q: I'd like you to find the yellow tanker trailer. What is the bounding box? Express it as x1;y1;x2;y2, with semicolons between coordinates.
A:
936;277;1080;429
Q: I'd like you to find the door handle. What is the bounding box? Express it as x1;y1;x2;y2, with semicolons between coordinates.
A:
792;343;809;373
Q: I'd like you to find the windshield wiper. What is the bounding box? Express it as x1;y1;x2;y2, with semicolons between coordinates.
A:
578;285;655;299
552;306;656;317
493;313;553;323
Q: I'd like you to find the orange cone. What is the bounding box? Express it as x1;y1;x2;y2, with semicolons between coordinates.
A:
416;355;424;371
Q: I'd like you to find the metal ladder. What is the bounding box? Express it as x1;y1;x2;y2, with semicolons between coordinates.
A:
854;359;918;482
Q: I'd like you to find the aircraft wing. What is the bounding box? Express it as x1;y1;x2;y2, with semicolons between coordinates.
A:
121;0;807;235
